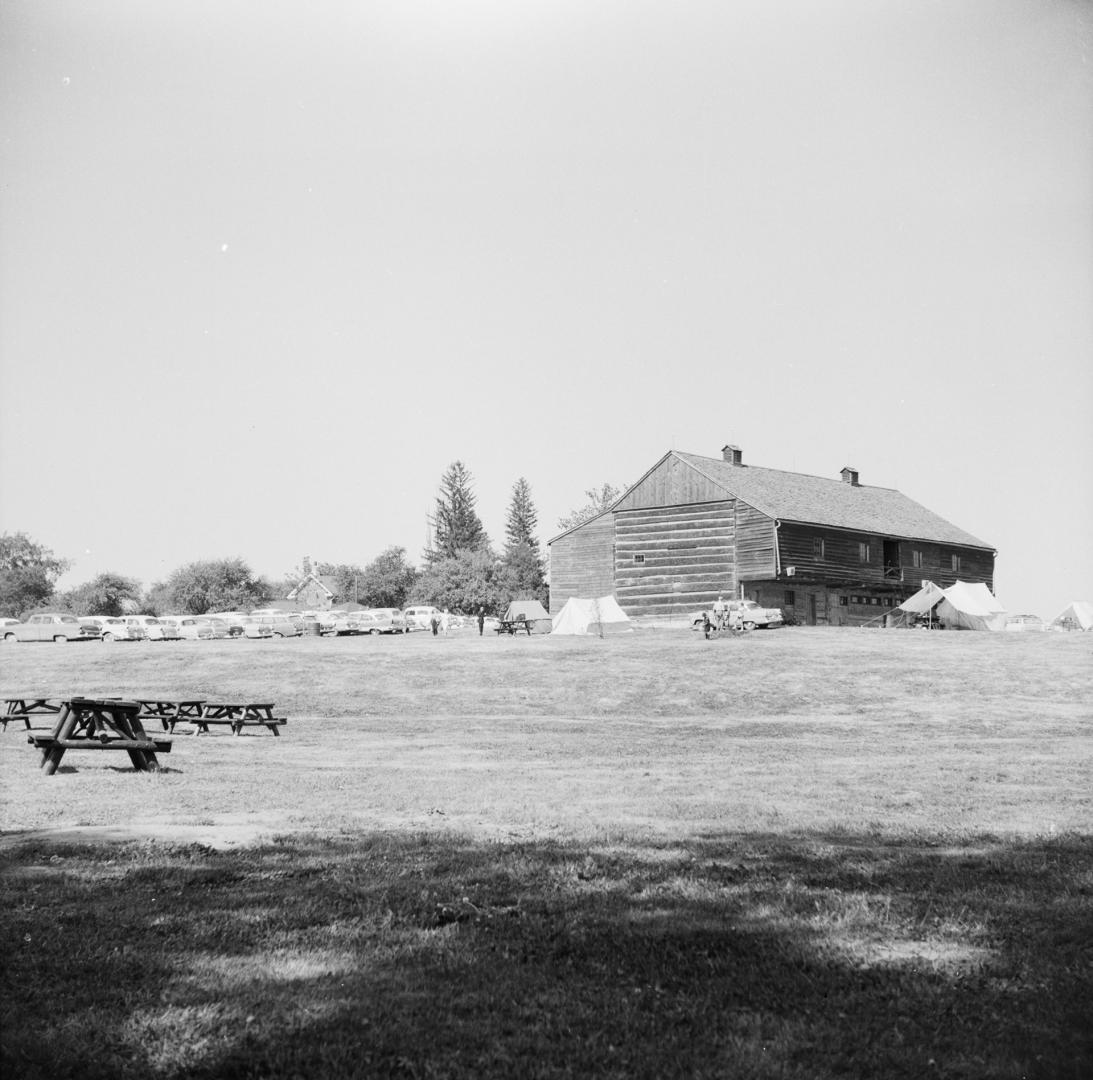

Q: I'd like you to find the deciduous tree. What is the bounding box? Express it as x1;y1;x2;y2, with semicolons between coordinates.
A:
60;572;142;616
358;547;418;609
0;532;69;617
152;558;274;615
411;549;502;615
556;483;624;532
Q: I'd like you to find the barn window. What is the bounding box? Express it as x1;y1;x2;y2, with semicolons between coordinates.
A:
951;553;961;573
839;595;848;606
784;590;795;606
633;554;645;564
812;537;825;559
858;542;871;563
912;549;924;569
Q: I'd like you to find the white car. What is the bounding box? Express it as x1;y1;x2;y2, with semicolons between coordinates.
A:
125;615;181;641
691;599;785;631
402;605;441;630
4;613;101;643
236;616;274;639
161;615;216;641
318;611;360;636
83;616;146;642
194;616;232;639
361;608;409;634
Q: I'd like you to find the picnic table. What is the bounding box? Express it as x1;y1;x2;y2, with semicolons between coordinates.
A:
495;617;533;636
136;699;207;733
3;697;63;731
26;697;171;774
195;702;286;736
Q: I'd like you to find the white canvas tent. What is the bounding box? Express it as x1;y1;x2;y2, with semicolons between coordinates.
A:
502;599;552;633
899;580;1007;631
551;595;632;636
1050;600;1093;631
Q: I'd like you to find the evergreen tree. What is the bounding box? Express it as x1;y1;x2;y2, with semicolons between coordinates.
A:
429;461;489;560
505;477;539;552
499;477;546;606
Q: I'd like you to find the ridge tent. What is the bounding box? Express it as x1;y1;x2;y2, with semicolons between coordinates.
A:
551;596;632;636
502;599;552;633
1050;601;1093;631
898;580;1007;631
935;581;1007;631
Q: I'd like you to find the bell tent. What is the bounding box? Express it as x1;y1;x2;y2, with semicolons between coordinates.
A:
551;596;632;636
899;580;1007;631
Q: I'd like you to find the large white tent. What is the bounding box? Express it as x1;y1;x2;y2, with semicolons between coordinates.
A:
1050;601;1093;631
898;580;1007;631
551;596;632;636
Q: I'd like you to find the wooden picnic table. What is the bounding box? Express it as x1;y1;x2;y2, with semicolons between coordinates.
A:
135;699;207;733
195;702;286;736
3;697;63;731
495;618;533;636
26;697;171;774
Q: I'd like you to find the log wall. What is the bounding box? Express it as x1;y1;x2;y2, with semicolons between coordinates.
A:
548;513;616;613
614;501;735;617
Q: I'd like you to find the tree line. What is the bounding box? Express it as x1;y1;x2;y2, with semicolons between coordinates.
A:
0;468;623;619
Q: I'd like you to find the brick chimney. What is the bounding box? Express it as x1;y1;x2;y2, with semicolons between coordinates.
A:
840;466;860;486
722;444;743;466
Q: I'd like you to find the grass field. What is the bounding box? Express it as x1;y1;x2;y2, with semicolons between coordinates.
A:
1;627;1091;1078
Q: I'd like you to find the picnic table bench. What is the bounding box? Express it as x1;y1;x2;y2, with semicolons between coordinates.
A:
3;697;63;731
136;699;207;732
26;697;171;774
495;617;533;636
194;702;286;736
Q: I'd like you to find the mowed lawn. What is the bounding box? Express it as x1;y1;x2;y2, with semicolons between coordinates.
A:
1;627;1091;1079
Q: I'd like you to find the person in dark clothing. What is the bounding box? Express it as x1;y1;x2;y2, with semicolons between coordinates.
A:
702;611;713;640
477;607;485;635
430;613;440;636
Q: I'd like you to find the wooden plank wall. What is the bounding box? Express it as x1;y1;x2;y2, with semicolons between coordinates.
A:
614;454;727;512
548;514;616;613
614;501;735;617
735;503;777;580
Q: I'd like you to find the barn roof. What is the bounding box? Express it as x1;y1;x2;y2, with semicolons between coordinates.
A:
673;451;993;549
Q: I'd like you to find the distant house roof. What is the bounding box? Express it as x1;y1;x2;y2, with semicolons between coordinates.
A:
673;451;993;549
285;573;339;601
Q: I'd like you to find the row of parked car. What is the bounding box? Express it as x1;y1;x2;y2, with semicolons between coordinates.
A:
0;606;454;643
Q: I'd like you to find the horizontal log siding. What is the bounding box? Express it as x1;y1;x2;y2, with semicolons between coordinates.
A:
548;514;616;612
615;502;735;616
614;454;728;511
735;503;777;580
900;541;995;592
778;524;995;590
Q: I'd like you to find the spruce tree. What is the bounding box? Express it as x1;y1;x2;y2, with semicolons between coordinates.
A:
505;477;539;552
430;461;489;560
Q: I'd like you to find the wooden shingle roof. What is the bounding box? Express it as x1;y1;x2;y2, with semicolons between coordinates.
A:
673;451;993;550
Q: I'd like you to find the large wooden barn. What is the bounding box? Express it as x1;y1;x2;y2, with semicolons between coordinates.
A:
548;446;996;626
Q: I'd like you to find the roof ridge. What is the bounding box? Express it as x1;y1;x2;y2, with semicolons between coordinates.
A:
675;450;900;492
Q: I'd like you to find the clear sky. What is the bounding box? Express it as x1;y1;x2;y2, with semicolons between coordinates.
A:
2;0;1090;618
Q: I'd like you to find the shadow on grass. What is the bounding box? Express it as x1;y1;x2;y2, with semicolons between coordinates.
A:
1;830;1090;1079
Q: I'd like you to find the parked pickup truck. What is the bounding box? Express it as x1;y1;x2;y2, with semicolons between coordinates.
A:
691;599;785;631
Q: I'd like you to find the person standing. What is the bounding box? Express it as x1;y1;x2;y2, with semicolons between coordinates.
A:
430;612;440;636
712;594;728;631
477;607;485;636
441;608;450;634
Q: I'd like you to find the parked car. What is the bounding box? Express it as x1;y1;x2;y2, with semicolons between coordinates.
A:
318;611;360;636
81;616;146;642
4;613;100;643
361;608;409;634
208;612;247;637
160;615;216;641
690;599;785;631
255;614;299;638
236;616;274;639
195;616;232;639
125;615;181;641
403;605;441;630
0;617;21;634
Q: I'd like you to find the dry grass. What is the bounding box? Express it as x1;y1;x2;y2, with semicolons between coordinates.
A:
1;627;1091;1078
